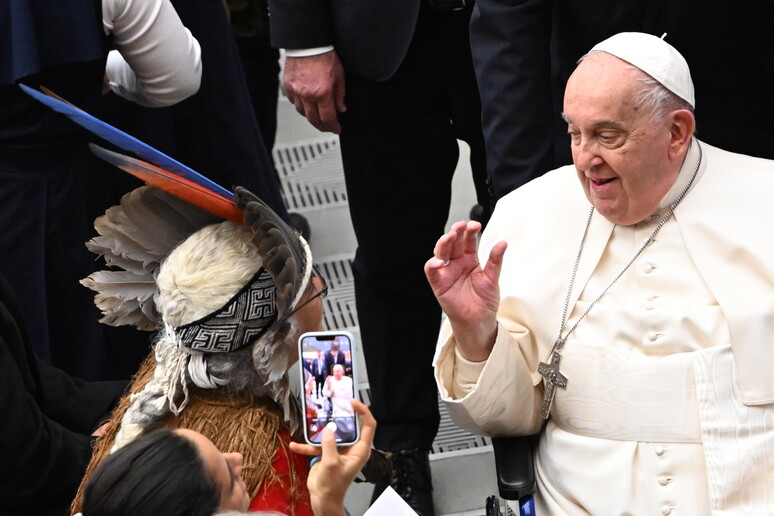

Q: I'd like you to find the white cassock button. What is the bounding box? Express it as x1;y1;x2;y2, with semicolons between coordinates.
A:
645;304;654;311
662;506;673;515
655;447;666;456
658;477;671;486
643;263;654;273
648;332;658;342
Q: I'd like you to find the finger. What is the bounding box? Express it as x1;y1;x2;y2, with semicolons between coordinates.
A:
285;87;296;105
431;230;457;263
450;220;469;236
345;400;375;462
303;101;324;131
317;98;341;133
448;221;473;260
351;399;376;441
424;256;448;277
289;441;322;457
463;221;482;255
292;98;306;118
334;78;347;113
319;427;339;465
282;73;296;104
483;240;508;283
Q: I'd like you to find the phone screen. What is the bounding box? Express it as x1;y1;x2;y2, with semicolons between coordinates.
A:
298;331;359;446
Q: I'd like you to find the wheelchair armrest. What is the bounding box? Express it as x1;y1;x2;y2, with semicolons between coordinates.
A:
491;434;538;501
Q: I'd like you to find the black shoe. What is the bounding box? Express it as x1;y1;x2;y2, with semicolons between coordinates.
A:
371;448;435;516
288;212;311;241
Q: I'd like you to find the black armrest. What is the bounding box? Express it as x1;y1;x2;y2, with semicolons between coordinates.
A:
491;434;538;501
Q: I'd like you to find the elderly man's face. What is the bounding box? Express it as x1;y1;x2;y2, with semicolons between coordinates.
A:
563;53;681;226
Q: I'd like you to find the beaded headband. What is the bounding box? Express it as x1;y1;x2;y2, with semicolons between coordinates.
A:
175;267;278;353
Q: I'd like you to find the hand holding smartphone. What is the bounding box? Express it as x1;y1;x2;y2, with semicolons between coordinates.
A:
299;330;360;446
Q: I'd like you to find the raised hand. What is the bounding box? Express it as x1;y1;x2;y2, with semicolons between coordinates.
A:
283;52;346;134
424;220;507;361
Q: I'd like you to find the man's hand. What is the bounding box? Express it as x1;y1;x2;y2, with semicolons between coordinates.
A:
284;51;346;133
424;220;507;362
290;399;376;516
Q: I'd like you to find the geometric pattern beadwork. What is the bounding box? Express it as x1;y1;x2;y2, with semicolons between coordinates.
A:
176;268;277;353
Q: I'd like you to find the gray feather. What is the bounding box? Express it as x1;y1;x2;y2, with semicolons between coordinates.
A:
83;185;221;330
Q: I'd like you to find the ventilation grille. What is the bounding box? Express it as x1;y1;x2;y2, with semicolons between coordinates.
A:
273;137;348;211
358;386;492;455
317;258;358;331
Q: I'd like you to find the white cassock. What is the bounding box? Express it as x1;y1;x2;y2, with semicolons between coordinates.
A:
323;375;355;416
434;140;774;515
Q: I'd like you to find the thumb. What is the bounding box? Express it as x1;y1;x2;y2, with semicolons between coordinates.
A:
319;426;339;464
484;240;508;283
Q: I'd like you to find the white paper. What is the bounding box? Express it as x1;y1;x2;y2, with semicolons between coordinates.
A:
363;486;419;516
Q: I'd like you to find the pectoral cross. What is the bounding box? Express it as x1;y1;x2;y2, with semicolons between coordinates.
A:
538;349;568;419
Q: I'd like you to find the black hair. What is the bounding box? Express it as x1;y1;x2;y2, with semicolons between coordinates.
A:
82;429;220;516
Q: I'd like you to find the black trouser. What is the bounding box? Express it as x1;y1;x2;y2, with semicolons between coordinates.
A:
339;3;487;451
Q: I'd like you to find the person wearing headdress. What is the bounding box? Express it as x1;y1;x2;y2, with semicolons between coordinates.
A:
427;33;774;514
71;184;325;515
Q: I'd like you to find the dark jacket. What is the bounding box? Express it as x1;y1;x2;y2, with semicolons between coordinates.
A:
267;0;421;81
0;274;126;516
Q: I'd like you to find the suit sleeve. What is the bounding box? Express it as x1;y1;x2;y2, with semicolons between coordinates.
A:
470;0;557;199
0;333;96;509
267;0;335;49
0;275;126;510
36;359;127;434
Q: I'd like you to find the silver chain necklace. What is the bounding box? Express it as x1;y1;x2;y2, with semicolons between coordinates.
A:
538;141;703;419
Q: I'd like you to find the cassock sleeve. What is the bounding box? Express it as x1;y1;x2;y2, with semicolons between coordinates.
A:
434;321;545;437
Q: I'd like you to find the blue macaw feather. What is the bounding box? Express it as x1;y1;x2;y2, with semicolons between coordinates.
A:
19;83;234;200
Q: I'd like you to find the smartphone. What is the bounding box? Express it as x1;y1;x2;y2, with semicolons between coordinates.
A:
298;330;360;446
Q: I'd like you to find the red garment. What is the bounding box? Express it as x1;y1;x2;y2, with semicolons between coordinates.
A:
248;429;314;515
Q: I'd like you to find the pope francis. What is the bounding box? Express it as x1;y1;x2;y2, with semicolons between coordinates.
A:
426;32;774;515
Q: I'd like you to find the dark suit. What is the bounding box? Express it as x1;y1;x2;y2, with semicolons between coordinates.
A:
471;0;774;199
0;273;126;516
310;355;328;397
324;351;347;375
269;0;490;453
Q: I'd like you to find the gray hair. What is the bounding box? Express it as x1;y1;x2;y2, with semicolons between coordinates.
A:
630;72;694;125
114;221;304;451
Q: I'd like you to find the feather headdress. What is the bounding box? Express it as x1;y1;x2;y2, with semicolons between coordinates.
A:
22;85;312;444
